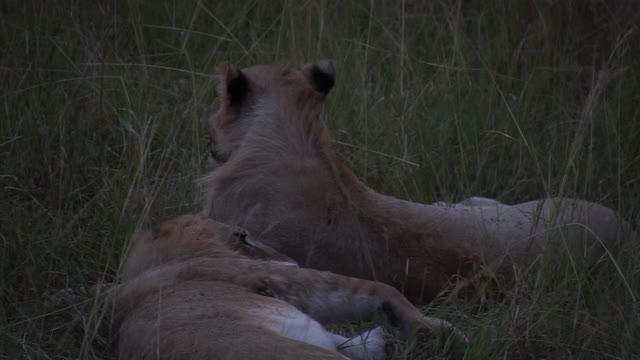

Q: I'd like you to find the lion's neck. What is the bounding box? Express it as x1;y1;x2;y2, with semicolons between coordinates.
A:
215;122;446;231
239;97;328;161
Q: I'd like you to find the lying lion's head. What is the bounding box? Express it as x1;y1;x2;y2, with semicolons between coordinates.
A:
202;61;336;164
122;215;297;281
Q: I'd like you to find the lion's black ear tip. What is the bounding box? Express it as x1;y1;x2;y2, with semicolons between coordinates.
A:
316;60;336;81
307;60;336;94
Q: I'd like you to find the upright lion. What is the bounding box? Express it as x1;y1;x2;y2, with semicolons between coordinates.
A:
200;60;634;303
117;215;463;360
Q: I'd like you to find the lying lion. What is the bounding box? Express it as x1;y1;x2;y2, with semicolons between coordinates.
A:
117;215;463;360
200;60;634;303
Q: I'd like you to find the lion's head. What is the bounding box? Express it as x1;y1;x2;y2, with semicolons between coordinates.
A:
202;61;336;165
122;215;297;281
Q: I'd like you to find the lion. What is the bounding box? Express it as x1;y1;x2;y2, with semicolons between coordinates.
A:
117;215;464;360
199;60;634;303
120;214;298;282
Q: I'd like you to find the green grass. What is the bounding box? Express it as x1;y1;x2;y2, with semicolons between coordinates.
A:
1;0;639;358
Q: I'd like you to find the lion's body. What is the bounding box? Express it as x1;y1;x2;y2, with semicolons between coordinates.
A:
117;215;459;360
201;61;631;303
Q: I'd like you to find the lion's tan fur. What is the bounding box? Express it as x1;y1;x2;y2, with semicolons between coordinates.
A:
117;215;461;360
201;61;633;303
120;215;296;282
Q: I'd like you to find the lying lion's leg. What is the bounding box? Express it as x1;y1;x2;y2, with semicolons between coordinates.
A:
252;267;467;342
116;258;466;343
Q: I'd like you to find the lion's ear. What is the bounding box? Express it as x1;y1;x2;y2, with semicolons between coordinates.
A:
303;60;335;95
218;63;248;105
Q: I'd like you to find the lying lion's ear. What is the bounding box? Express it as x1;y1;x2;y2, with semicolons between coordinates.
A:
303;60;336;95
218;63;248;105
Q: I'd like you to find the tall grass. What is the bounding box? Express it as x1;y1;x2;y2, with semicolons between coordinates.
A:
1;1;638;358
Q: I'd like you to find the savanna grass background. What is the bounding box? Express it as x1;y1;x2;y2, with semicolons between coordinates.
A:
1;0;639;359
